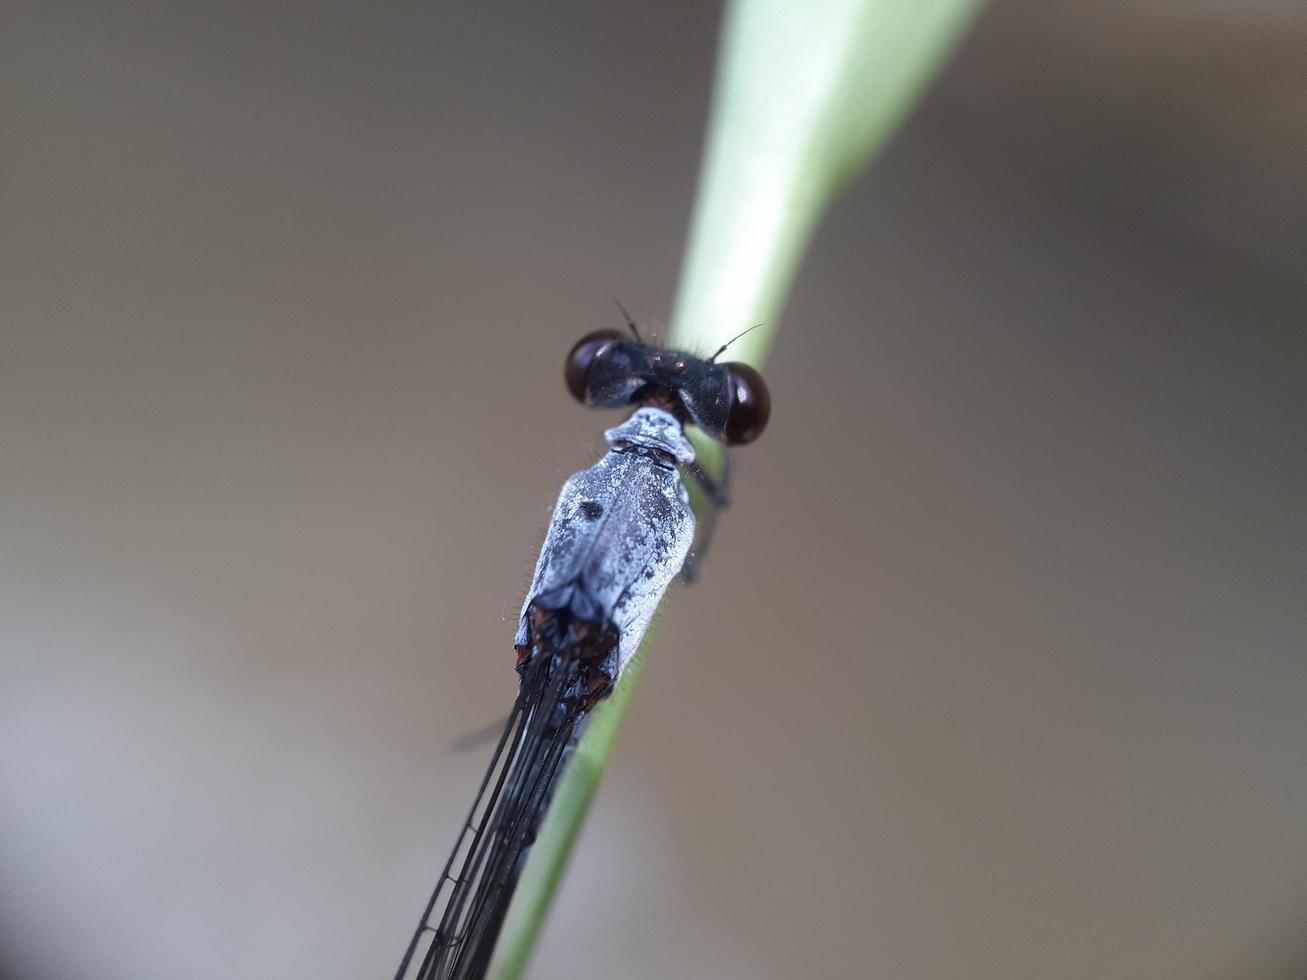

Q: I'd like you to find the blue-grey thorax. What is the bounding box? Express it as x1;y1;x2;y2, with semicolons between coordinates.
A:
515;407;696;689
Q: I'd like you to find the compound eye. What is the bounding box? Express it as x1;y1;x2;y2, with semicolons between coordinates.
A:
721;362;770;445
564;329;627;402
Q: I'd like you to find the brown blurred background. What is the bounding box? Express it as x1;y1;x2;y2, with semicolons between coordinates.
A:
2;3;1304;978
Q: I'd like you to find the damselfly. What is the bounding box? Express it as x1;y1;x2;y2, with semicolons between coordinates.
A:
395;317;770;980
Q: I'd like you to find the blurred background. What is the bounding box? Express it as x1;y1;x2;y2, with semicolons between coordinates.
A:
2;3;1304;978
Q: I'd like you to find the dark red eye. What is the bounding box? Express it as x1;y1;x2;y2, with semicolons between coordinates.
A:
564;329;626;402
721;362;770;445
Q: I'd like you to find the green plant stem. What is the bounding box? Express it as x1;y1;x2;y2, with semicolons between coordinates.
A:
671;0;984;362
490;2;983;976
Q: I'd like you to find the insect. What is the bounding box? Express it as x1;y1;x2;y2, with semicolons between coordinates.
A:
395;316;770;980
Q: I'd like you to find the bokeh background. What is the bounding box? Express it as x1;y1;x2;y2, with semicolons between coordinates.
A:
2;3;1304;978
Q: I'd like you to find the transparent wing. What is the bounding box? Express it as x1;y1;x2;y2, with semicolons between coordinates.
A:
396;655;582;980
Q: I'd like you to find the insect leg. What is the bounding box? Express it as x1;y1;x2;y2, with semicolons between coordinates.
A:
680;450;732;582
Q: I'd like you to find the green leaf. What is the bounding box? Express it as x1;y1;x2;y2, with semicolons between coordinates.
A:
489;2;982;976
671;0;983;362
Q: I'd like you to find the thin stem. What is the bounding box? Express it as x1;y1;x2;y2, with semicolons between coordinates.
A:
489;2;983;976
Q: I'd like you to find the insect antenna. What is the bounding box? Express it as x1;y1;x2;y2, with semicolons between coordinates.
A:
612;297;642;342
707;322;763;362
